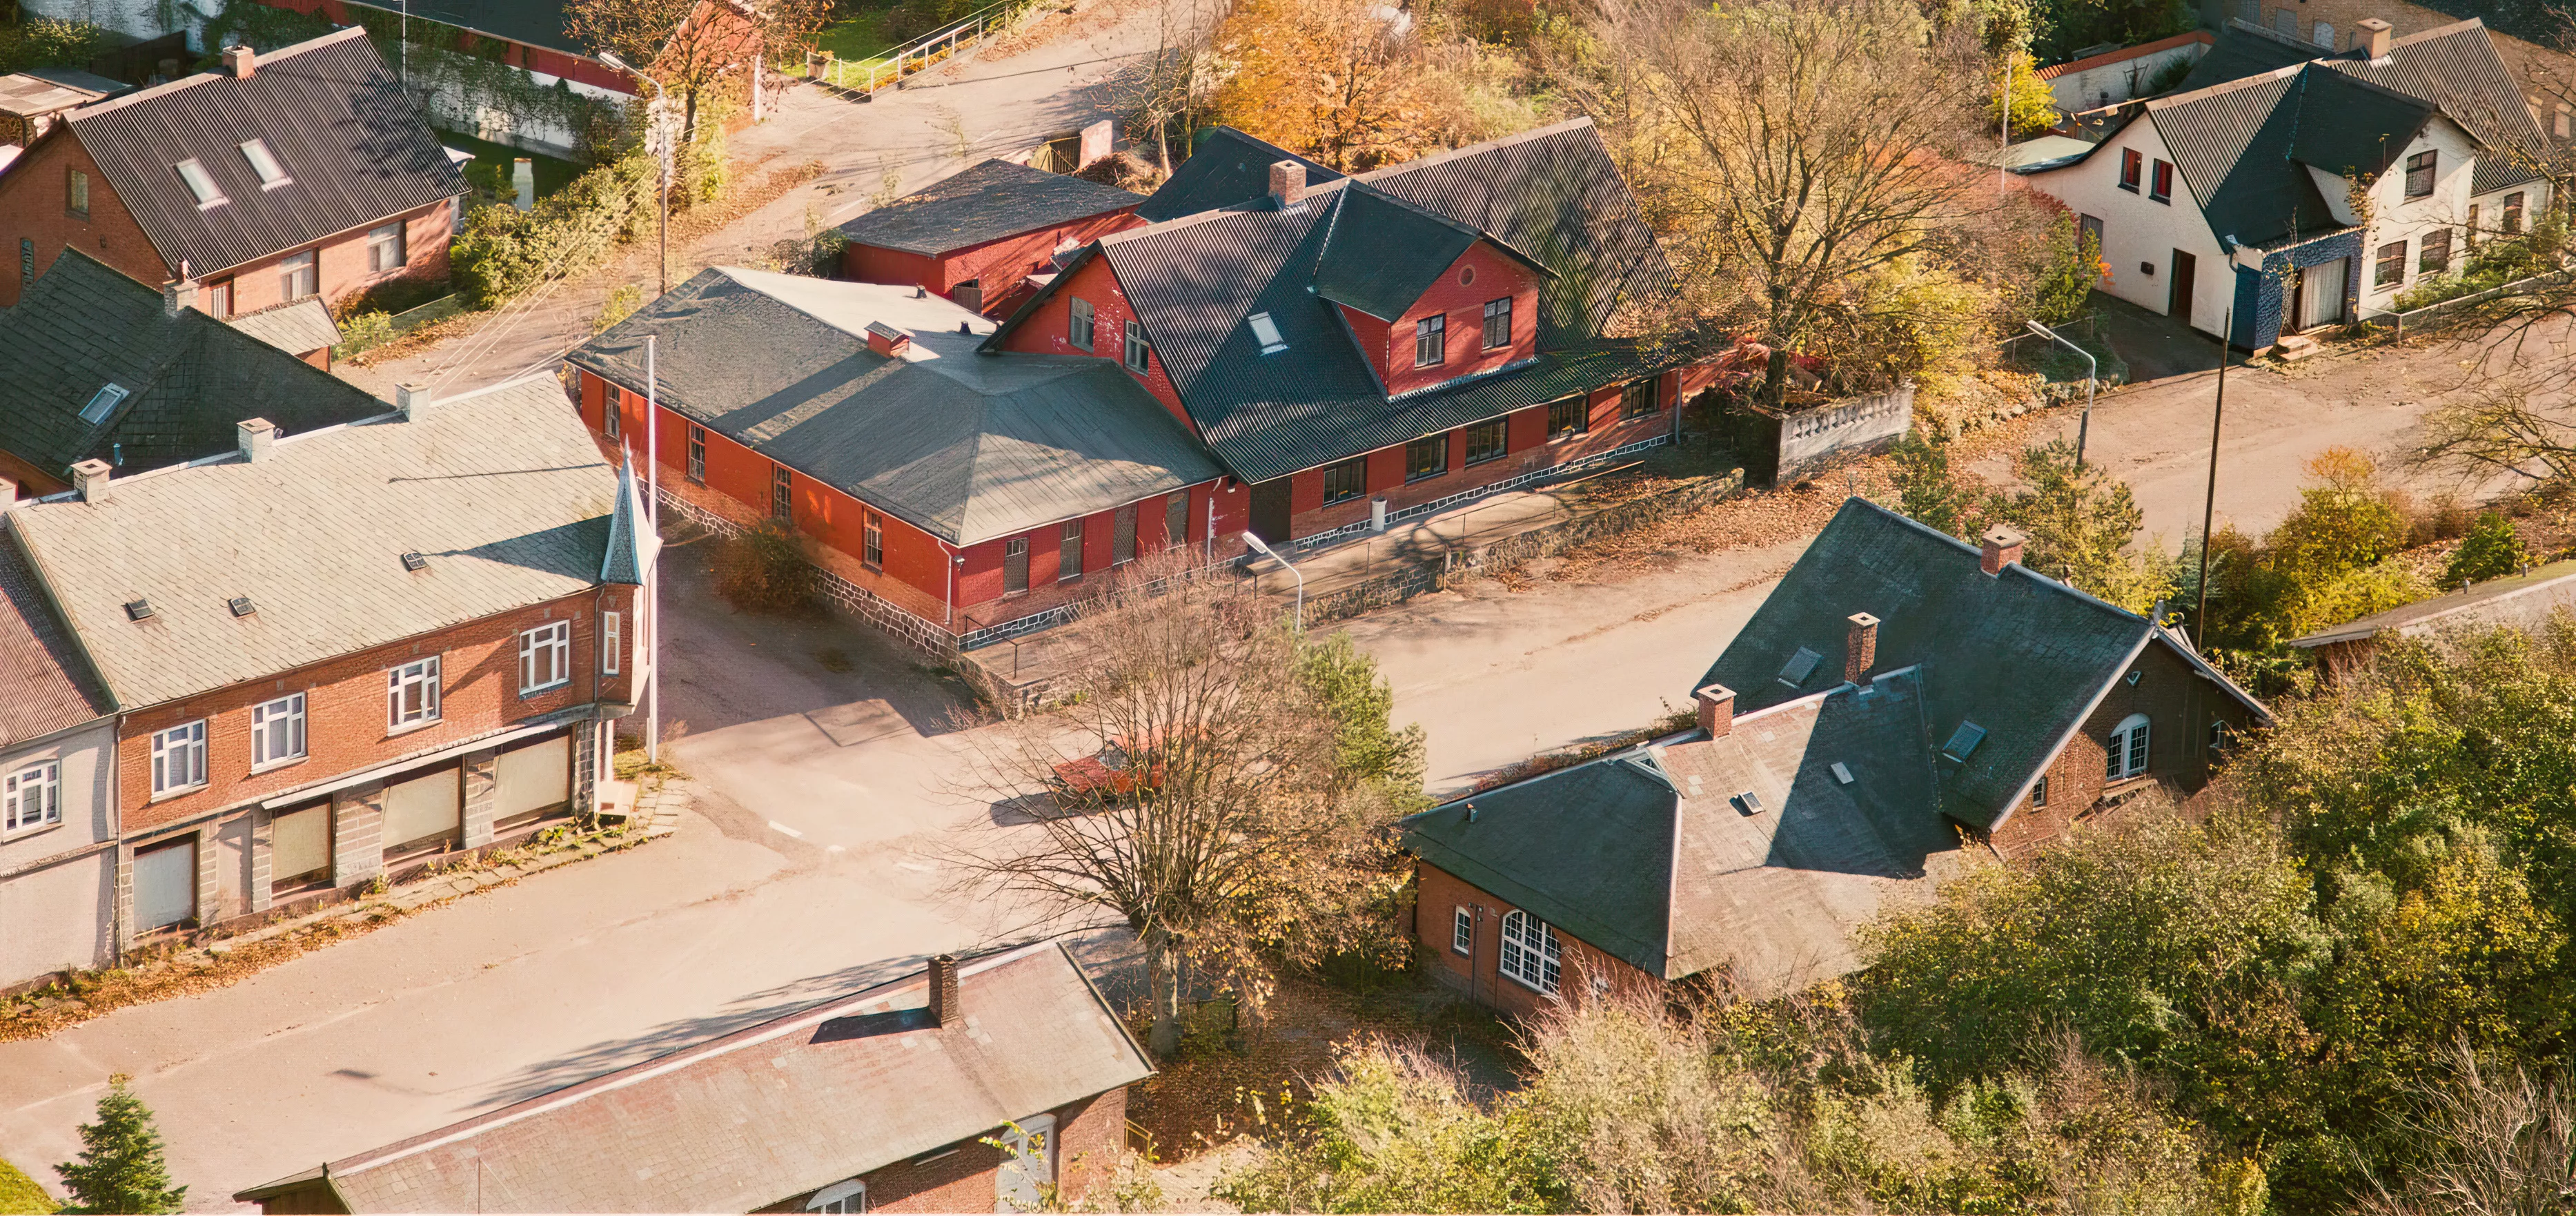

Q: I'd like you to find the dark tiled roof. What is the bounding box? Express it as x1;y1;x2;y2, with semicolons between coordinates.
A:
0;248;386;482
569;267;1221;545
2333;20;2554;193
837;159;1143;257
338;0;587;58
2172;22;2319;94
66;28;466;279
1133;127;1340;222
2161;66;2432;248
0;525;111;744
244;943;1154;1213
1312;186;1482;321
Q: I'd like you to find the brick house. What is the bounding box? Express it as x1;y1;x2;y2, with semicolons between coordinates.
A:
1406;498;2271;1008
235;943;1155;1214
0;248;380;496
837;157;1145;317
0;519;117;993
0;28;466;312
3;374;651;952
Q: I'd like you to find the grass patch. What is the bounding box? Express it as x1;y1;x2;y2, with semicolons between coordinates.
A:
0;1158;54;1215
814;7;896;62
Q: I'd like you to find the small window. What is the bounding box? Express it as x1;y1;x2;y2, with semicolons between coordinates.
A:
2505;192;2526;234
519;620;571;694
1482;296;1512;349
366;221;406;274
174;157;226;207
771;464;794;521
1003;537;1030;595
1122;320;1150;373
1464;418;1507;465
1059;518;1085;581
3;761;61;832
2420;228;2454;275
1069;297;1094;351
387;657;442;729
239;138;289;188
1113;504;1137;565
206;279;233;319
2107;712;2150;780
279;249;317;302
2150;159;2174;203
603;391;621;440
2208;719;2230;755
602;611;621;676
1248;311;1287;354
1414;314;1446;369
2376;239;2408;288
2403;150;2436;198
150;720;208;794
66;168;88;217
78;383;129;424
862;511;883;571
1452;906;1473;955
1404;433;1447;482
1165;491;1188;549
2080;213;2105;253
1941;720;1987;761
686;424;706;483
1321;456;1368;504
1621;379;1658;419
1547;395;1588;438
2119;148;2142;191
1778;647;1822;687
250;693;306;769
808;1179;866;1213
1498;910;1562;994
2031;773;2049;807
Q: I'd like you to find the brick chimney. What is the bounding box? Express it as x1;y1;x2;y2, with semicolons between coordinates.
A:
237;418;276;462
926;954;961;1028
1845;613;1879;685
222;45;255;79
865;320;911;357
1694;683;1736;738
2359;18;2392;60
1980;526;2025;576
69;460;110;502
162;277;192;317
395;382;431;420
1269;160;1307;208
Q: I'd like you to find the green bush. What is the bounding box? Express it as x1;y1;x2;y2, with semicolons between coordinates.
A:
332;311;397;359
0;17;108;75
2443;511;2528;587
451;154;659;306
711;520;816;615
0;1157;55;1216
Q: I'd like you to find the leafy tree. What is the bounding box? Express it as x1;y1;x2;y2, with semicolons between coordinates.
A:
1208;0;1446;171
2034;210;2106;325
55;1076;185;1215
1887;429;1984;539
1216;1040;1564;1213
2444;512;2530;588
1296;632;1428;806
566;0;827;143
1988;439;2174;612
1986;50;2059;139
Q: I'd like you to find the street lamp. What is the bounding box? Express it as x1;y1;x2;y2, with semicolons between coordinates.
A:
595;50;671;296
2024;319;2097;467
1240;532;1303;632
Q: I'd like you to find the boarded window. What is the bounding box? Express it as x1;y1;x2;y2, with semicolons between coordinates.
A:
382;766;462;856
495;734;571;828
271;804;331;890
134;837;196;932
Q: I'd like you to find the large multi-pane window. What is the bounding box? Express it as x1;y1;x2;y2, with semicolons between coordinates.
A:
3;762;60;832
1548;395;1589;438
1620;378;1658;419
250;693;306;768
1405;433;1448;481
1498;910;1562;994
519;621;571;694
367;221;407;273
151;720;208;794
1464;418;1508;465
2106;713;2150;780
1321;456;1368;504
388;657;442;729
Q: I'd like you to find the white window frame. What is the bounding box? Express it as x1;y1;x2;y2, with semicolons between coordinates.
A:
602;611;622;676
807;1179;866;1213
1069;296;1094;351
366;220;406;273
150;720;209;796
1451;905;1473;956
279;248;318;301
1498;910;1562;994
387;657;442;731
2106;712;2150;781
239;137;290;188
174;157;227;207
250;692;308;770
3;761;61;833
519;621;572;695
1122;319;1150;373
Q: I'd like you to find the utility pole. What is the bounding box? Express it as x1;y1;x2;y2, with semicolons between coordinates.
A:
2025;320;2097;466
2193;305;2232;647
645;334;660;765
400;0;409;90
596;51;671;295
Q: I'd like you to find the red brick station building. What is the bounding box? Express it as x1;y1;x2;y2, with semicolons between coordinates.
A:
569;121;1709;648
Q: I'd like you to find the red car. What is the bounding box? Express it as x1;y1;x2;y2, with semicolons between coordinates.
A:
1048;739;1167;807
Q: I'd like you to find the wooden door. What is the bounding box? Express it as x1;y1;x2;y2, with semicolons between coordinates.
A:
1249;478;1292;545
2169;250;2196;326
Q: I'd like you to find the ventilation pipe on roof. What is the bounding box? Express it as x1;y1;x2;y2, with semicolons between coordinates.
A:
1845;613;1879;685
927;954;961;1028
1980;525;2025;576
69;460;110;502
1695;683;1736;738
1270;160;1307;209
222;45;255;78
2359;18;2392;61
237;418;276;462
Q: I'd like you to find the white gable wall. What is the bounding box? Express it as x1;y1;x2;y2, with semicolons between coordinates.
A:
2025;114;2235;337
2354;117;2482;313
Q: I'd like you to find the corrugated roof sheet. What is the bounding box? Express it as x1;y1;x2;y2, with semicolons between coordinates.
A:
837;158;1142;257
0;524;110;745
66;28;466;280
0;248;385;482
1133;127;1341;222
568;267;1221;545
224;297;340;356
266;943;1153;1214
8;375;617;710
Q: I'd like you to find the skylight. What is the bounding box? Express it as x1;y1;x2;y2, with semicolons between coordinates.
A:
78;384;129;424
228;596;256;618
1731;791;1766;816
1247;312;1288;354
1777;647;1822;687
174;158;226;207
239;138;289;188
1830;762;1854;785
124;598;154;621
1941;721;1988;762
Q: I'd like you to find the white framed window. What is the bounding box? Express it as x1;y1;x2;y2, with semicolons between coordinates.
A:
519;621;571;694
1451;906;1473;955
366;220;406;273
2106;712;2150;781
807;1179;865;1213
1122;319;1150;373
3;761;61;832
387;657;442;729
602;611;622;676
150;720;208;795
1498;910;1562;994
279;249;318;301
174;157;227;207
250;693;307;769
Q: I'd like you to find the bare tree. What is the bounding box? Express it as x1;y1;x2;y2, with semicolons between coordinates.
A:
2413;377;2576;491
945;553;1406;1057
1112;0;1223;174
2362;1046;2576;1216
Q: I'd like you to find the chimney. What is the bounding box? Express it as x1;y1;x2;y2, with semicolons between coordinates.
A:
865;321;911;357
237;418;276;462
2359;18;2392;59
1694;683;1736;738
69;460;110;502
162;277;192;317
1979;525;2025;576
1845;612;1879;685
395;382;431;420
1268;160;1307;208
926;954;961;1028
222;44;255;79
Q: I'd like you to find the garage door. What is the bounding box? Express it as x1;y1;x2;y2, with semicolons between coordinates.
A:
133;837;196;933
0;852;114;983
494;733;571;829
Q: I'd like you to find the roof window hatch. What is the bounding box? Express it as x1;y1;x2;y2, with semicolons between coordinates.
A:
78;383;129;424
1247;311;1288;354
174;157;227;207
1778;646;1822;687
1941;721;1987;762
239;138;290;188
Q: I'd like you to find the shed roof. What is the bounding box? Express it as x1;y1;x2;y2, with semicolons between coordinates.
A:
7;375;619;710
0;524;110;747
223;297;340;357
837;158;1142;257
64;28;466;280
2290;557;2576;647
0;67;124;118
239;942;1154;1214
568;267;1223;545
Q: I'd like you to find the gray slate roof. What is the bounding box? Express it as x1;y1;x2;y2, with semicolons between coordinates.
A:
8;375;619;710
245;942;1154;1214
1311;186;1484;322
0;248;385;482
1134;128;1341;223
2290;556;2576;647
0;524;110;747
569;267;1222;545
64;27;465;279
837;158;1142;257
224;297;340;357
1405;668;1968;994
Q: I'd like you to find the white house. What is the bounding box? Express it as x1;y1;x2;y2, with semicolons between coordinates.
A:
0;520;117;993
2019;17;2553;349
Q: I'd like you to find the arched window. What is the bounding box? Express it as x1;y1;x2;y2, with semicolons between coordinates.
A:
2106;713;2150;781
1499;910;1562;994
807;1179;865;1213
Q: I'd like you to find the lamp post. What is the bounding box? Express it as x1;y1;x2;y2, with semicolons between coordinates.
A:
1240;532;1302;632
2024;319;2097;467
596;50;671;296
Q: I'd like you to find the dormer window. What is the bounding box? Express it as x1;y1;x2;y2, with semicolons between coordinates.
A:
239;138;290;188
79;384;129;424
174;158;226;208
1413;315;1445;369
1247;311;1288;354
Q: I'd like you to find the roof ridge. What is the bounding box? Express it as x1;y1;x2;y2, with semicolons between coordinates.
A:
1355;117;1602;183
66;26;368;121
2145;59;2306;110
1100;178;1353;246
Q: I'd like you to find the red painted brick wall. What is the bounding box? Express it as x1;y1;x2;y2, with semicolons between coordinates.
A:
995;254;1193;429
758;1089;1130;1213
1370;241;1542;398
1414;859;1658;1017
0;130;166;306
1987;636;2263;857
845;208;1141;311
116;585;632;835
202;198;454;315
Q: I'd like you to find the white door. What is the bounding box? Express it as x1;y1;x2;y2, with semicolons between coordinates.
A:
994;1113;1056;1213
2300;257;2348;330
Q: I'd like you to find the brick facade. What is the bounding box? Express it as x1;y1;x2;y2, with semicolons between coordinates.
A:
756;1090;1130;1213
997;253;1196;426
1988;638;2264;857
195;198;455;317
843;208;1143;313
1342;240;1542;397
1413;859;1659;1017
